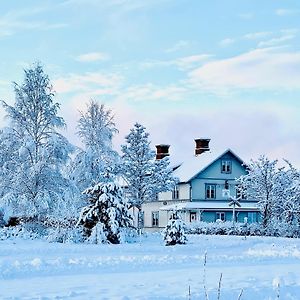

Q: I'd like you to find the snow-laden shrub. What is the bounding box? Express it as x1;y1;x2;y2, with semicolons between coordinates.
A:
185;220;300;238
186;221;257;236
264;218;300;238
46;226;83;243
162;213;187;246
44;217;82;243
0;225;40;240
77;181;133;244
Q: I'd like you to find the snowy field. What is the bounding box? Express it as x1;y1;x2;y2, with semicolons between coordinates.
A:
1;234;300;300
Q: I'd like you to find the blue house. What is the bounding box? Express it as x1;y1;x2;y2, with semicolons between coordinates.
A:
142;139;260;231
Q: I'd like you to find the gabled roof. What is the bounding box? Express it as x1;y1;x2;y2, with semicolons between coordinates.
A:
173;149;245;183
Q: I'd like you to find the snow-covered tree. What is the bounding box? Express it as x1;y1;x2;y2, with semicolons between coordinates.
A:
121;123;177;225
272;161;300;224
69;100;119;192
0;63;76;221
237;156;278;227
162;211;187;246
77;181;133;244
0;128;20;199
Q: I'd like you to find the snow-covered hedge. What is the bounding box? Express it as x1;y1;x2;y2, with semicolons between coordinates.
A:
185;221;300;238
0;216;83;243
0;225;41;240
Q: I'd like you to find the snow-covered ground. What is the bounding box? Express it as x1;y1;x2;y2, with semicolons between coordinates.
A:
1;234;300;300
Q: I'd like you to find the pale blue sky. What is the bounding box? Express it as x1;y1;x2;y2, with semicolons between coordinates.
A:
0;0;299;165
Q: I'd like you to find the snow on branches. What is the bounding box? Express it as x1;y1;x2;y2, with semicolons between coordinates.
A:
77;182;133;244
0;63;76;221
69;100;119;193
162;211;187;246
121;123;177;213
237;155;300;228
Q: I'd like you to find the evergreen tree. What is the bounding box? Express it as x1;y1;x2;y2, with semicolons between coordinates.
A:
121;123;177;226
69;100;119;192
0;63;76;221
162;211;187;246
77;181;132;244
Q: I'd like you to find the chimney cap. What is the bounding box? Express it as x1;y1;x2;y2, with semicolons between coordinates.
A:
194;138;211;142
155;144;170;160
195;138;211;156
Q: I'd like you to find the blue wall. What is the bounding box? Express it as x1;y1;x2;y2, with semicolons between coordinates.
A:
191;151;247;201
201;211;260;223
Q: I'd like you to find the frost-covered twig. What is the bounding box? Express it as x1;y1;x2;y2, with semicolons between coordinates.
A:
203;251;209;300
217;273;222;300
276;282;280;300
237;288;243;300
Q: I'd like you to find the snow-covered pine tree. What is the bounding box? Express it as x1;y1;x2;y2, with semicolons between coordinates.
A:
237;155;277;227
0;63;76;222
69;100;119;193
121;123;177;228
162;211;187;246
77;181;133;244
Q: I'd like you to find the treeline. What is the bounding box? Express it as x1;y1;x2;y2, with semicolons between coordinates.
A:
0;63;176;243
0;63;299;243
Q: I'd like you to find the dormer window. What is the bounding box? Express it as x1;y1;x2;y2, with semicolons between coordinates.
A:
221;160;232;174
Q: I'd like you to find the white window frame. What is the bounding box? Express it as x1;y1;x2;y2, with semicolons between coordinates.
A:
152;211;159;227
206;184;216;199
221;160;232;174
216;212;225;221
172;186;179;199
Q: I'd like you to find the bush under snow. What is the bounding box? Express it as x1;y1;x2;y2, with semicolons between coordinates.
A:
185;220;300;238
77;181;133;244
163;213;187;246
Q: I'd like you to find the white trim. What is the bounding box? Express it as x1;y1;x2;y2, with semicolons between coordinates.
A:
159;201;258;211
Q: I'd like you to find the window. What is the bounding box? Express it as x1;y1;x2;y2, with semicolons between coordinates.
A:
224;180;229;190
169;212;176;220
216;212;225;221
221;160;232;174
172;187;179;199
247;212;257;223
138;211;144;228
152;211;159;227
190;212;197;222
206;184;216;199
236;185;247;200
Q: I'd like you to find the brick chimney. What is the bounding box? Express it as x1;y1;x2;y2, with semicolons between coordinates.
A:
156;144;170;160
195;138;210;156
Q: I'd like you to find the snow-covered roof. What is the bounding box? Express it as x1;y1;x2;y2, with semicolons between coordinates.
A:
173;149;245;183
160;201;258;211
